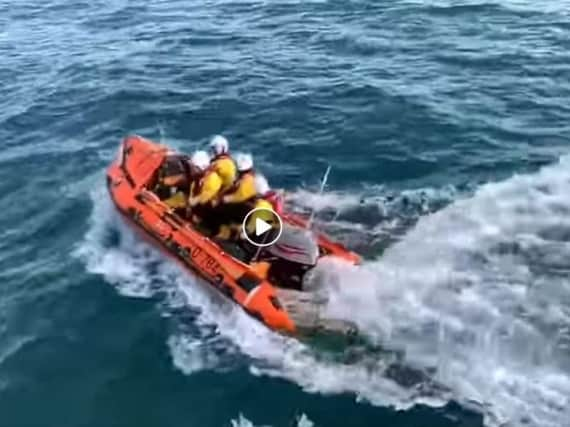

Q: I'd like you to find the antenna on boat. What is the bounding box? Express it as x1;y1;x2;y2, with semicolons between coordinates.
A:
158;122;165;144
250;232;270;263
306;164;331;230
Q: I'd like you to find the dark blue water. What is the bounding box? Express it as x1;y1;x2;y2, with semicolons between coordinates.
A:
1;1;570;426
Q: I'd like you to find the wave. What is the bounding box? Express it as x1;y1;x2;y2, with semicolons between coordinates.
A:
287;184;462;256
317;156;570;426
76;157;570;427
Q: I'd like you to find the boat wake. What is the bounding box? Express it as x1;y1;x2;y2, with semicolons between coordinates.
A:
76;157;570;427
286;183;462;257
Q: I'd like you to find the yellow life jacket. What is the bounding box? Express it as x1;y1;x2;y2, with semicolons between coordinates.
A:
189;169;223;205
163;192;187;209
223;171;256;204
211;154;237;191
245;199;275;235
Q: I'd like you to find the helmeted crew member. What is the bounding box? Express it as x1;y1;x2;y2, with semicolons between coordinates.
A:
214;153;257;239
155;152;192;211
243;175;281;275
219;174;280;242
208;135;236;191
221;153;256;204
187;150;222;225
244;174;279;237
255;174;284;216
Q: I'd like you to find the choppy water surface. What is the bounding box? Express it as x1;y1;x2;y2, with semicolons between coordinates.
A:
1;1;569;426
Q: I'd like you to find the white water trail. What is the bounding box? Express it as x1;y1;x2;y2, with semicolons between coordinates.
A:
75;182;452;406
76;156;570;427
316;156;570;427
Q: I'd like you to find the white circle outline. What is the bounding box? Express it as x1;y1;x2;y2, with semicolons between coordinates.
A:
242;207;283;247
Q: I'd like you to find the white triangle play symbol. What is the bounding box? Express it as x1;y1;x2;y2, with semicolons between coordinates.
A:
255;218;271;236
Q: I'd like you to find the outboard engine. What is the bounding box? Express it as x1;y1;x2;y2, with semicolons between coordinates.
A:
264;225;319;290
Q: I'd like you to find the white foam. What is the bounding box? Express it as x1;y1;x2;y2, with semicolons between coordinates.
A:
74;185;238;374
228;413;314;427
74;185;158;298
230;414;264;427
296;414;315;427
285;184;460;253
286;188;363;213
168;333;222;375
77;157;570;427
75;185;431;406
318;157;570;427
286;184;458;216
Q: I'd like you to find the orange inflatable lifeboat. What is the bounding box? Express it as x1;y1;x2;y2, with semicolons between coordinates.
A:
106;135;360;336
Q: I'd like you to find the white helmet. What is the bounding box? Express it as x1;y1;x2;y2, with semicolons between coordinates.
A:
254;174;270;196
209;135;229;156
235;153;253;172
190;150;210;171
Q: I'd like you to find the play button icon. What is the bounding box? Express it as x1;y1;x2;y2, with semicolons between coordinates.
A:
255;217;272;236
242;207;283;247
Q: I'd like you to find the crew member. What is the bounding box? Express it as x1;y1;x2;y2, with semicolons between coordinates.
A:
209;135;236;191
254;174;284;216
221;153;256;205
187;150;222;227
244;175;279;237
219;174;279;242
214;153;257;239
154;152;191;211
